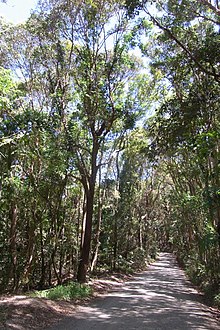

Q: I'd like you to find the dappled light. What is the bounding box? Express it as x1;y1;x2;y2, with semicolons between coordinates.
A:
47;253;219;329
0;1;220;328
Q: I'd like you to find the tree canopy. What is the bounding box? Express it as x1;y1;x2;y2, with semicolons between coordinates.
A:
0;0;219;307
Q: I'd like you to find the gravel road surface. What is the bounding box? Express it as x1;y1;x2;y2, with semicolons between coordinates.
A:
47;253;219;329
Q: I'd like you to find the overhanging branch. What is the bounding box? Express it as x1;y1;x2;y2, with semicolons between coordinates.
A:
144;8;220;83
197;0;220;16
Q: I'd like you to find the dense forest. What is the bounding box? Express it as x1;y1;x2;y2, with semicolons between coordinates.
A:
0;0;219;306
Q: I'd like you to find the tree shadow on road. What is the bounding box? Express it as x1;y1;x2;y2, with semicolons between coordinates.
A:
47;253;220;330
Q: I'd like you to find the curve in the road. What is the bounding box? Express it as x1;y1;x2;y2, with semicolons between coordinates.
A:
46;252;220;330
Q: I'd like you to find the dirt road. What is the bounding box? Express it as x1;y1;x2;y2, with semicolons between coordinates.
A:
47;253;219;329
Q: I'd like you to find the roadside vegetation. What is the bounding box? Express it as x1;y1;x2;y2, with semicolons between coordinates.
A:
0;0;219;309
30;283;93;301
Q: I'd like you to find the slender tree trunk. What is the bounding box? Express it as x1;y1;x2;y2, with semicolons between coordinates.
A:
138;216;143;250
77;188;95;282
77;139;98;283
52;248;62;285
90;198;102;272
113;215;118;270
9;203;18;290
39;221;46;288
91;167;103;272
80;192;87;250
21;215;36;287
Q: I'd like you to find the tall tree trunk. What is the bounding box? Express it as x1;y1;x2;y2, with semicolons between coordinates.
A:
77;139;98;283
77;188;95;282
90;197;102;272
113;214;118;271
91;167;103;272
138;215;143;250
39;221;46;288
9;203;18;290
21;213;36;287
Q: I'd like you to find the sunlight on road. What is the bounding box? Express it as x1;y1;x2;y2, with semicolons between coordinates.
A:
47;253;220;330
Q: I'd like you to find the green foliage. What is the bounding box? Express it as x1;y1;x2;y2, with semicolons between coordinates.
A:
31;283;93;301
214;293;220;309
124;0;147;17
0;67;15;97
141;0;220;305
0;0;220;298
128;248;151;269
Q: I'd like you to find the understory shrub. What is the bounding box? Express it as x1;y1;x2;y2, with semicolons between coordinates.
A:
31;282;93;301
214;293;220;308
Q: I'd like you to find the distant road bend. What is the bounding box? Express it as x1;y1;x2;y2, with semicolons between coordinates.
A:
47;253;220;330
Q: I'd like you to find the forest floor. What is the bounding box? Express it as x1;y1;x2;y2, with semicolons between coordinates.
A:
0;254;219;330
0;272;130;330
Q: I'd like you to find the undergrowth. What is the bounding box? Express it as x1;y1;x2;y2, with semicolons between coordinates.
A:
30;282;93;301
177;253;220;309
214;293;220;308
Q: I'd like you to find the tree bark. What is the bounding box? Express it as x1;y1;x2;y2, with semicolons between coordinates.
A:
90;197;102;272
77;139;99;283
77;189;94;282
9;203;18;290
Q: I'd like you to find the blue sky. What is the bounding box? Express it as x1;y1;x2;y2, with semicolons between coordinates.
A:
0;0;38;24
